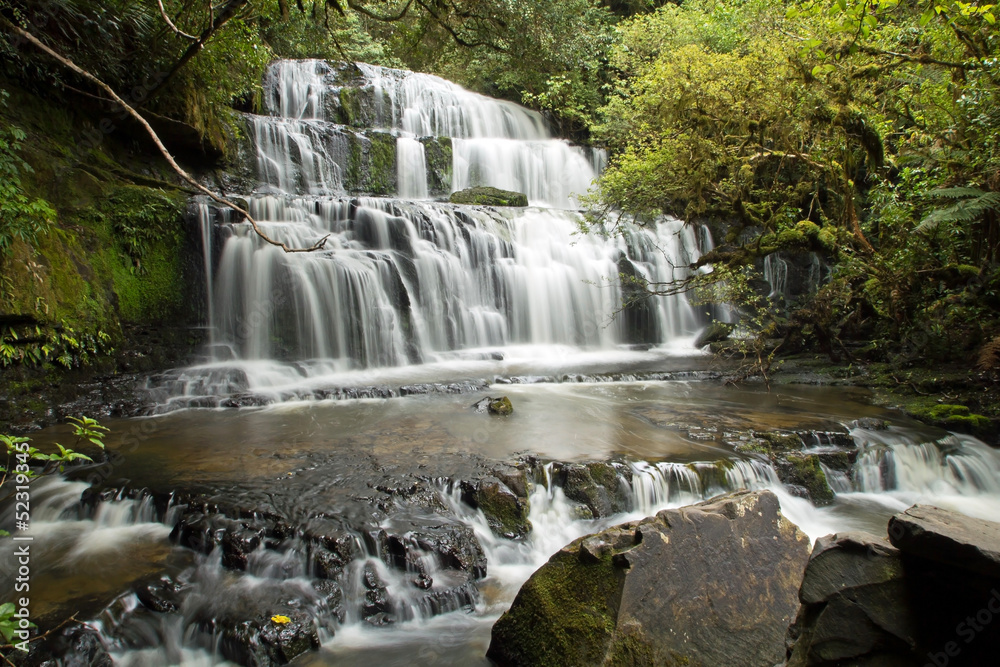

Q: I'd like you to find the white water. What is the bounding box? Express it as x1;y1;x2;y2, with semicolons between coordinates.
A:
168;59;711;407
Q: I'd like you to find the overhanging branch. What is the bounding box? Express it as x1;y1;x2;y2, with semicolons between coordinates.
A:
0;17;328;254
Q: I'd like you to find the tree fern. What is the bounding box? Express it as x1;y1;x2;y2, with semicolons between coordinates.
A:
917;187;1000;233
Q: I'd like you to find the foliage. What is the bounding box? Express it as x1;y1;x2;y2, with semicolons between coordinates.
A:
0;416;107;489
0;90;55;256
592;0;1000;366
0;323;112;369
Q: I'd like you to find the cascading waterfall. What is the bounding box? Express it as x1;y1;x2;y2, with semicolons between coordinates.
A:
162;59;710;407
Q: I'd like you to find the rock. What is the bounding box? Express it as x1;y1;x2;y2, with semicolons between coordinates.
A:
220;610;320;667
559;462;629;518
134;575;184;614
20;625;114;667
463;476;531;539
362;562;394;623
449;186;528;207
487;490;809;666
471;396;493;413
774;453;835;506
786;526;1000;666
851;417;890;430
694;321;733;347
384;521;487;579
488;396;514;416
888;504;1000;578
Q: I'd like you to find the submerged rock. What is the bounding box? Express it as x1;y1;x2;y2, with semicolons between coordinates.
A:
449;186;528;207
487;490;809;666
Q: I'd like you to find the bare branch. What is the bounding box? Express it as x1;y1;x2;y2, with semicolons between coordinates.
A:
0;17;328;254
157;0;199;40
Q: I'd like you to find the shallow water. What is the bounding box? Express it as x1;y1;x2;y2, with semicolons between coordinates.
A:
11;373;1000;665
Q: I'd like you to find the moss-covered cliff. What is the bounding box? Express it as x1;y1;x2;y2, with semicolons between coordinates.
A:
0;82;207;431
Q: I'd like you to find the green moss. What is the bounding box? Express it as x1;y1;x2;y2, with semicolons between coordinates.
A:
449;186;529;207
904;398;991;437
420;136;453;196
489;545;625;666
784;453;835;506
606;624;656;666
476;481;531;539
368;132;397;195
488;396;514;416
338;87;363;127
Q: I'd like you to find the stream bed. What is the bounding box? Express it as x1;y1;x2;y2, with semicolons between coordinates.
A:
7;370;1000;665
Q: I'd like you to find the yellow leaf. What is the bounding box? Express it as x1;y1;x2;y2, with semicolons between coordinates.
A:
271;615;291;624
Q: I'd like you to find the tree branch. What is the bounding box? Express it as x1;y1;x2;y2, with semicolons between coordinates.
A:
157;0;199;40
857;45;976;70
142;0;250;105
0;17;328;254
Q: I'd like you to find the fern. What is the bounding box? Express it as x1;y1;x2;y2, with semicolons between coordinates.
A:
917;188;1000;233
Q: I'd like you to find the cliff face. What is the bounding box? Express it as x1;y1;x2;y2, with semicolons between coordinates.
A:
0;81;210;431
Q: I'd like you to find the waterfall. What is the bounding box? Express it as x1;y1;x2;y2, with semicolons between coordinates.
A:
177;60;708;406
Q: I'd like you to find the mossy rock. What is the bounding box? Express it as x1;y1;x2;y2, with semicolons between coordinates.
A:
694;321;733;348
449;186;528;207
489;396;514;416
735;430;802;456
902;399;992;439
467;476;531;539
560;463;629;518
776;453;835;506
420;136;453;196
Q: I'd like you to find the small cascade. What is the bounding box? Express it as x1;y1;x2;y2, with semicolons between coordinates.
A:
264;59;327;120
764;253;789;301
849;432;1000;497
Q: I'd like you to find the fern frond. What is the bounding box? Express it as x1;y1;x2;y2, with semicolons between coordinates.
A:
927;187;987;199
918;189;1000;233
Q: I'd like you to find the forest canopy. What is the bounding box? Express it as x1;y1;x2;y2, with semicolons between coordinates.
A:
1;0;998;368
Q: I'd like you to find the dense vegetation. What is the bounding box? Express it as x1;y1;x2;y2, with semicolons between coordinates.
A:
0;0;998;386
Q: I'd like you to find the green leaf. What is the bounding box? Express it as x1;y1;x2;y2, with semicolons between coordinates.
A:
0;602;15;617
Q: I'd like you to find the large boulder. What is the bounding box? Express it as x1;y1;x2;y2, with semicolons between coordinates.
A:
785;532;917;666
888;504;1000;578
787;508;1000;666
487;490;810;666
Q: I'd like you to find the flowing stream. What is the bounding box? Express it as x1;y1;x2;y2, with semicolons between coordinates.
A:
3;61;1000;666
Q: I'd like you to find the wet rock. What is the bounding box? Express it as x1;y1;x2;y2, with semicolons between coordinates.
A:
19;624;113;667
736;430;803;455
558;462;629;518
415;582;479;617
774;453;835;506
220;610;320;667
694;321;733;347
488;490;809;667
413;573;433;590
308;580;345;627
362;563;394;622
170;512;230;554
449;186;528;207
462;476;531;539
851;417;890;430
489;396;514;416
222;525;266;570
888;504;1000;578
387;521;488;580
134;575;184;614
471;396;493;413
